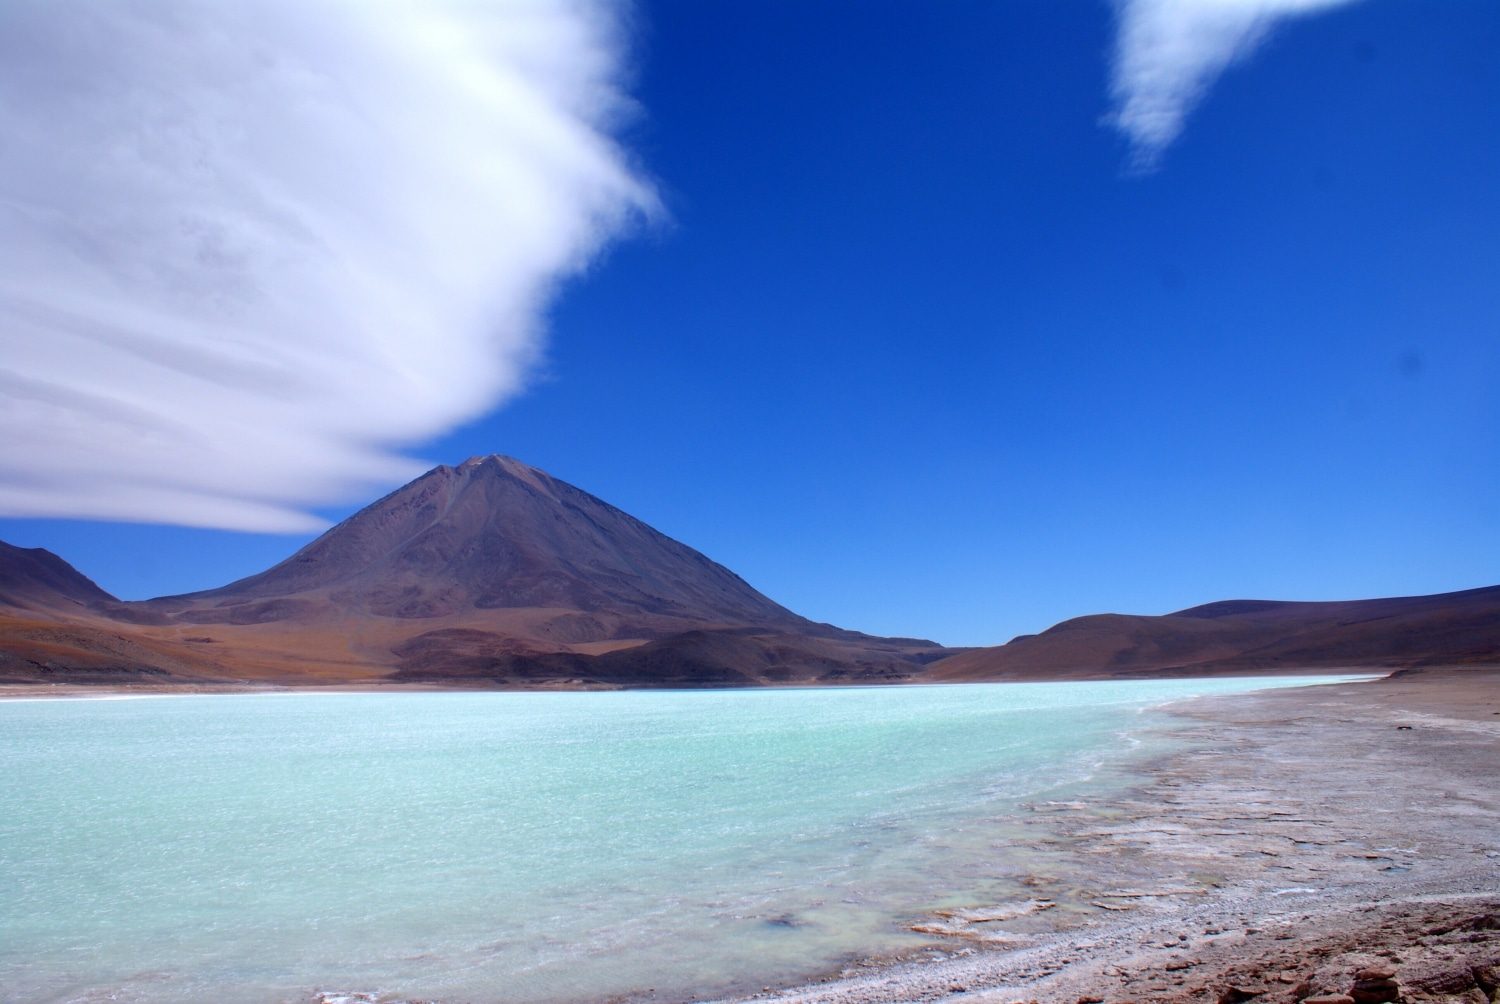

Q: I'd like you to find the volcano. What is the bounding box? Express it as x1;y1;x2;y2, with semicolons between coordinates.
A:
3;456;1495;689
0;457;946;686
156;455;811;637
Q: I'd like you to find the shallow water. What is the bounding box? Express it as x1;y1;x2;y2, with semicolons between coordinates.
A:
0;677;1350;1002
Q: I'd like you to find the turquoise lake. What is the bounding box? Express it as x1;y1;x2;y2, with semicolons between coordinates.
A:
0;678;1346;1002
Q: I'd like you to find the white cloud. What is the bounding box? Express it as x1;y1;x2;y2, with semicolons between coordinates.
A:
0;0;655;532
1108;0;1361;169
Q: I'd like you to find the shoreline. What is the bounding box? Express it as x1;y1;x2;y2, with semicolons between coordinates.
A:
707;667;1500;1003
4;669;1494;1003
0;666;1387;701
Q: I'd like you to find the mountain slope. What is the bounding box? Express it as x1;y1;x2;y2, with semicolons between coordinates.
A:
929;585;1500;681
1;456;944;687
0;540;115;615
4;457;1493;689
0;542;225;685
150;455;808;642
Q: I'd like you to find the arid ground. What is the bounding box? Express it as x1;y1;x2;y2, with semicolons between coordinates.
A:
717;667;1500;1004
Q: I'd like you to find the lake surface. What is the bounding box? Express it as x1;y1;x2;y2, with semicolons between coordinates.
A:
0;678;1347;1002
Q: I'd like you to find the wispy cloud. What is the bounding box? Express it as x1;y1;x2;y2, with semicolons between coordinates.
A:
0;0;655;532
1107;0;1361;169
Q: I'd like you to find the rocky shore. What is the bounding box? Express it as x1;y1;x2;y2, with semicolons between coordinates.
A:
716;668;1500;1004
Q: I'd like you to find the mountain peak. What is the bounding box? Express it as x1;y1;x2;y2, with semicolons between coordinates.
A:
0;539;116;612
169;456;806;639
454;453;523;473
427;454;553;492
3;458;944;688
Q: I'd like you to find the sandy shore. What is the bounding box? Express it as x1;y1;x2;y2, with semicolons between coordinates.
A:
715;667;1500;1004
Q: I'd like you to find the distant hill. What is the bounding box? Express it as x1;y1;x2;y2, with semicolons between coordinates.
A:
150;455;810;638
0;540;114;614
2;457;1496;689
928;585;1500;681
0;541;218;685
0;457;946;687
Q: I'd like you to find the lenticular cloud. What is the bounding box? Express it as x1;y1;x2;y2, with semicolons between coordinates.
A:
0;0;653;532
1108;0;1362;169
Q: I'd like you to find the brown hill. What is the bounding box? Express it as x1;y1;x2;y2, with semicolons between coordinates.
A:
0;541;224;685
155;455;807;636
0;539;114;614
0;456;946;687
3;457;1494;689
929;585;1500;681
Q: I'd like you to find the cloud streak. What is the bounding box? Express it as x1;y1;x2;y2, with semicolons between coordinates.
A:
1108;0;1362;169
0;0;654;532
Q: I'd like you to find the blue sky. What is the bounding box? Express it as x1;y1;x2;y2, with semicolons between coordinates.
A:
2;0;1496;646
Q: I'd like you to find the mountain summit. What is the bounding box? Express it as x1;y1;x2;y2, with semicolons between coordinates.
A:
0;456;943;687
8;455;1492;690
165;455;806;641
0;540;115;614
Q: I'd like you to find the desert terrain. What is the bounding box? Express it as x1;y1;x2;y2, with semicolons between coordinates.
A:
715;667;1500;1004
